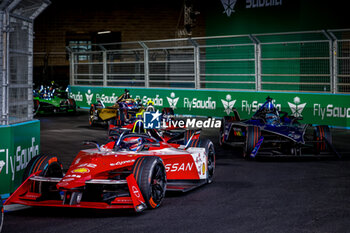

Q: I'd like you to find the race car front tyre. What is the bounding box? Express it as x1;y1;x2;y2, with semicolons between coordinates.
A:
132;156;167;209
314;125;332;154
23;155;64;198
23;154;63;181
200;138;215;184
33;99;40;116
243;126;261;159
0;198;3;233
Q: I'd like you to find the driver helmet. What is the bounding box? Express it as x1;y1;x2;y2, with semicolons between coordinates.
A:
124;89;130;99
266;113;279;125
129;137;142;151
265;101;275;113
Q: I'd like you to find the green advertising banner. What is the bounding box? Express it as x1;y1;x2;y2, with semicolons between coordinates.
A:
69;86;350;127
0;120;40;196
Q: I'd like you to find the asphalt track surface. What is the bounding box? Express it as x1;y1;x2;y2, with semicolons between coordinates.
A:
3;110;350;233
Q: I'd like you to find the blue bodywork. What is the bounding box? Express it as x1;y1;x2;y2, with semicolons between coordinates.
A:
241;96;307;144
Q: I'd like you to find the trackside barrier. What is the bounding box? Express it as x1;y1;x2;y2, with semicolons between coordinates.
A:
0;120;40;196
69;86;350;128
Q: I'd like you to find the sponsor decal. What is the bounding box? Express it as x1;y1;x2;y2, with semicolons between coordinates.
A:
144;111;162;129
221;94;236;115
78;163;97;168
246;0;283;9
165;163;194;172
85;90;94;105
132;186;141;198
0;137;39;181
95;93;119;104
313;103;350;120
166;92;179;109
184;97;216;111
72;168;90;173
65;174;81;178
70;91;83;102
241;99;281;114
110;159;135;166
288;97;307;117
134;95;163;106
201;163;206;175
221;0;237;16
221;0;282;17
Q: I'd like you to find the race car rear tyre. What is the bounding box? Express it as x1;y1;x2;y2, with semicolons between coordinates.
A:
132;156;167;209
89;104;97;126
199;138;215;184
314;125;332;154
243;126;261;159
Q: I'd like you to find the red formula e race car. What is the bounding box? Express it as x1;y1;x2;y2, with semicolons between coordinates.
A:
5;124;215;212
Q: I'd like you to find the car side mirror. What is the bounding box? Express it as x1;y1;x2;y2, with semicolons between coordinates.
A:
83;140;101;151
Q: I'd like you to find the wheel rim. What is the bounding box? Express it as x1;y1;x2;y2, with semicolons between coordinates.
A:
150;163;166;204
207;145;215;181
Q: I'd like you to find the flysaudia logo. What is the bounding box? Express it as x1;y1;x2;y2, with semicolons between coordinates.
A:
288;97;307;117
221;94;236;115
221;0;237;16
167;92;179;109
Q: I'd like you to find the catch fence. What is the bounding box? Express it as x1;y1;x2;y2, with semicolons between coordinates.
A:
68;29;350;94
0;0;50;125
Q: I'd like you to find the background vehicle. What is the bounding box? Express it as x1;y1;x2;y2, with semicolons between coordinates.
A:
89;89;150;127
33;85;76;115
5;123;215;212
219;97;340;159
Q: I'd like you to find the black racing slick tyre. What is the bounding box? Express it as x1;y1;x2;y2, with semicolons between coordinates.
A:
0;198;3;233
199;138;215;184
243;126;261;159
132;156;167;209
33;99;40;116
23;154;64;181
23;155;63;199
219;116;236;147
314;125;332;154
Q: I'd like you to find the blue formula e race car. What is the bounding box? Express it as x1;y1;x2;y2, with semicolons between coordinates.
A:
219;97;340;159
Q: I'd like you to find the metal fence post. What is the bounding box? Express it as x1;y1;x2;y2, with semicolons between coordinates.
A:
249;35;261;91
326;30;338;93
28;21;33;119
189;38;200;89
71;52;75;86
332;39;338;93
102;51;107;87
139;42;149;88
2;11;9;125
323;30;337;93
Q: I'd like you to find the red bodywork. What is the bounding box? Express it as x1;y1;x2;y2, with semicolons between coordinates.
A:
5;137;206;211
